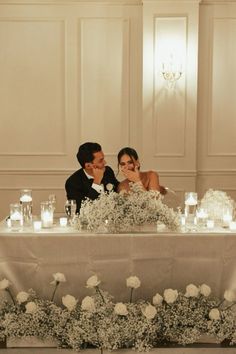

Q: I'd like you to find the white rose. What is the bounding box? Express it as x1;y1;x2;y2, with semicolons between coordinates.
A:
81;296;96;312
153;293;163;306
142;304;157;320
185;284;200;298
106;183;114;191
126;276;141;289
16;291;29;304
62;294;77;311
51;272;66;285
25;301;38;314
86;275;101;288
224;290;236;302
200;284;211;297
163;289;178;304
209;308;220;321
0;279;10;290
114;302;128;316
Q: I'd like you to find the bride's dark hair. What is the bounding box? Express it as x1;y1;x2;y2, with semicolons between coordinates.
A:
117;147;139;173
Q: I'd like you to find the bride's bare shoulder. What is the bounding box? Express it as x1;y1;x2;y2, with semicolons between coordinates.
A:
146;170;159;178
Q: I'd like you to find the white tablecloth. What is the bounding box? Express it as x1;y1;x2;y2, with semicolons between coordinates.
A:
0;222;236;302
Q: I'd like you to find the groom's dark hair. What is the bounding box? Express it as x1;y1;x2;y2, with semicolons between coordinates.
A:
77;142;102;168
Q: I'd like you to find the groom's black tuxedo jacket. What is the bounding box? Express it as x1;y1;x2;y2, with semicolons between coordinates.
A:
65;166;119;213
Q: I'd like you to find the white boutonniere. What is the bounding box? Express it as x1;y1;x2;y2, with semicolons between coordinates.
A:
106;183;114;191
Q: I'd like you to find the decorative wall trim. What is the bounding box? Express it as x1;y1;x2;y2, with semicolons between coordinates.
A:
200;0;236;4
159;171;197;177
0;0;142;4
0;169;197;176
0;170;72;175
3;169;236;177
153;15;187;158
197;170;236;176
143;0;201;3
0;17;67;157
207;17;236;157
79;17;130;153
0;187;65;190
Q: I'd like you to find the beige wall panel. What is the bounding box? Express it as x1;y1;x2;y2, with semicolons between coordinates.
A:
80;18;129;156
154;16;187;157
198;2;236;172
209;18;236;156
0;19;65;155
143;1;199;175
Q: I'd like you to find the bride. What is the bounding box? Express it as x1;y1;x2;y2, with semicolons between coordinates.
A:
117;147;166;194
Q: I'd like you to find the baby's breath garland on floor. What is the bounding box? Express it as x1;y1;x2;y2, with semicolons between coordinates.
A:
0;274;236;351
78;183;180;232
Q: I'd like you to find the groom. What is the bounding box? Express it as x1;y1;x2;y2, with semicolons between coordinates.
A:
65;142;119;213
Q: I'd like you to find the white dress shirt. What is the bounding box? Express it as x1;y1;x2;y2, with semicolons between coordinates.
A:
83;169;104;194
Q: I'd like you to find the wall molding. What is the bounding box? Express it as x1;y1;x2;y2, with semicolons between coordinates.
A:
153;15;187;158
200;0;236;4
197;170;236;176
2;169;235;176
0;170;72;175
0;17;67;157
0;0;142;4
0;169;197;177
0;187;65;190
143;0;200;3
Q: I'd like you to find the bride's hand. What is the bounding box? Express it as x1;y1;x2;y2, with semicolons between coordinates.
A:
121;165;141;183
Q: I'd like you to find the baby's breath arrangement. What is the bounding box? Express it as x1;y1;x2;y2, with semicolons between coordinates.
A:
200;189;235;223
156;286;217;344
79;183;180;232
1;275;236;351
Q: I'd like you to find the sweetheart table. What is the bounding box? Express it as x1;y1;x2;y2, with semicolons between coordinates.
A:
0;221;236;303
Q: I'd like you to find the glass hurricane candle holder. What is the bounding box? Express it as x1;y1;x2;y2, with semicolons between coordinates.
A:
65;199;77;225
41;201;53;228
10;203;23;231
65;200;76;219
20;189;32;226
184;192;198;224
48;194;56;212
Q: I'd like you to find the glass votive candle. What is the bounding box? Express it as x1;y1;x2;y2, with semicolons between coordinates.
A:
10;203;23;231
41;201;53;228
196;208;208;227
6;218;11;228
222;210;233;227
20;189;33;226
181;215;186;226
207;220;215;229
48;194;56;211
33;221;42;231
229;221;236;231
59;217;67;227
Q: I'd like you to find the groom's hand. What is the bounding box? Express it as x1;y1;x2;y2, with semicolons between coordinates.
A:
92;166;105;185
